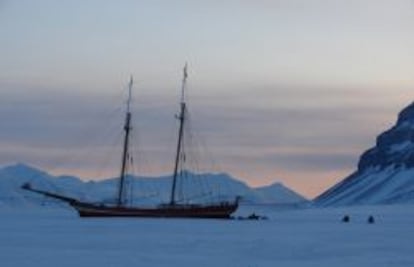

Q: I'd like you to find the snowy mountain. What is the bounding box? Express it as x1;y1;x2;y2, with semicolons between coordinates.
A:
0;163;306;207
0;164;57;207
315;102;414;206
254;182;307;204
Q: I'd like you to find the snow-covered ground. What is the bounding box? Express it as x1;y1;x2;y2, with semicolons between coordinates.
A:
0;204;412;267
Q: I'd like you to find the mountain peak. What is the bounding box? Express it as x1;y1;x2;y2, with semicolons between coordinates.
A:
255;182;307;203
397;101;414;125
356;101;414;171
0;163;47;177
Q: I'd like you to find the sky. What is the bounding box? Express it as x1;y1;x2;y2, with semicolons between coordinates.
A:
0;0;413;198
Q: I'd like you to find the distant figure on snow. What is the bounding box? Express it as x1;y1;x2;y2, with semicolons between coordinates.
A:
342;215;350;223
367;215;375;224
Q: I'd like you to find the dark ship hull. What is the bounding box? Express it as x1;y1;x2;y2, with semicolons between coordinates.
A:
72;201;238;218
21;183;239;219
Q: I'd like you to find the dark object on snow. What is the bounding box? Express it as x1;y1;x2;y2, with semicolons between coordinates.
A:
233;213;268;220
247;213;260;220
342;215;350;223
367;215;375;224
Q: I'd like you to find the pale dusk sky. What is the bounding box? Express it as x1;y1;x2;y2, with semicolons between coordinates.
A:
0;0;413;197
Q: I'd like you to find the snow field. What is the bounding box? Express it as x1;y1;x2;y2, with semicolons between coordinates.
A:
0;204;413;267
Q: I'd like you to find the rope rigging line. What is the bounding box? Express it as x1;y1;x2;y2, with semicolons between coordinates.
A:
45;84;126;177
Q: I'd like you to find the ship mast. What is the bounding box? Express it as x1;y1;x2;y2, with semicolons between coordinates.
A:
117;76;133;206
170;63;188;205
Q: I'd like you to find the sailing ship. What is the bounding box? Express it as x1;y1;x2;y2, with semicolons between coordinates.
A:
22;65;239;218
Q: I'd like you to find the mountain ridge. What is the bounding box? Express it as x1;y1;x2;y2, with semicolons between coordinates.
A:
0;163;307;207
